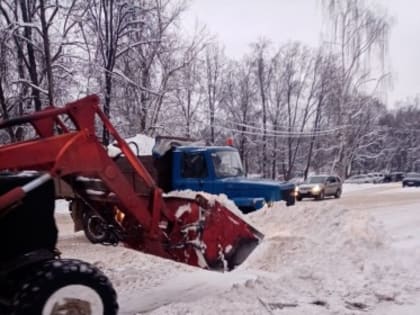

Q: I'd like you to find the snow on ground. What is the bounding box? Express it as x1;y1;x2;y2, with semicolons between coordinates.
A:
342;182;382;192
55;182;420;314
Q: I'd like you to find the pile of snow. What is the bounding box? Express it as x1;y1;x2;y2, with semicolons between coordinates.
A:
143;203;420;314
244;203;387;273
55;184;420;314
152;136;205;158
107;134;155;157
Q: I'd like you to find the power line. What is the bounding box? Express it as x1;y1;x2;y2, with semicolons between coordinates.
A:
214;118;350;137
213;124;339;138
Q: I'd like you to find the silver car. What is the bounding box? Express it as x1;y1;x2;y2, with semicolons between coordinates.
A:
344;174;372;184
295;175;342;201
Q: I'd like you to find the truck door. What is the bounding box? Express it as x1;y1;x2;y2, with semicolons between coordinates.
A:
176;152;214;193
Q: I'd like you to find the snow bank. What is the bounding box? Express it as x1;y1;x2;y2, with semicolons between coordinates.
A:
143;202;420;314
55;184;420;315
343;183;380;192
243;203;387;272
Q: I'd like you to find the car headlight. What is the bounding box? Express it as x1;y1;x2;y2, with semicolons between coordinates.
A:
294;186;300;192
311;185;321;193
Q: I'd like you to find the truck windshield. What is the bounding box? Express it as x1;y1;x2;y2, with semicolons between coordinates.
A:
211;150;245;178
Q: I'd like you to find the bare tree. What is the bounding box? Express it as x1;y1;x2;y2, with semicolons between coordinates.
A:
0;0;85;113
83;0;140;143
378;99;420;172
0;26;15;141
204;42;226;144
251;39;272;177
303;52;338;179
222;58;258;173
84;0;204;140
271;43;319;180
322;0;392;177
173;50;205;137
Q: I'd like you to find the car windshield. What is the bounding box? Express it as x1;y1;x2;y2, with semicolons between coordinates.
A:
307;176;327;184
211;150;245;178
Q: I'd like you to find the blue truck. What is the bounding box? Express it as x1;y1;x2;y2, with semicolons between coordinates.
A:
148;138;296;213
58;136;295;243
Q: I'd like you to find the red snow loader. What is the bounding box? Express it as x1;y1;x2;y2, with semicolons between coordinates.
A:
0;94;263;271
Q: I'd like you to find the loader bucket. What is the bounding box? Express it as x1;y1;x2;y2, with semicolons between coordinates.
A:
162;194;264;271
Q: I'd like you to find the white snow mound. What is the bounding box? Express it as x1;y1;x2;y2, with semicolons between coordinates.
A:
107;133;155;157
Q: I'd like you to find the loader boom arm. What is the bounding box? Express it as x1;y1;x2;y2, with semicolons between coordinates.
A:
0;95;168;254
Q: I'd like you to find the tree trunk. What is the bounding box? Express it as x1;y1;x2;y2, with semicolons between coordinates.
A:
19;0;42;111
0;81;15;141
39;0;54;105
304;96;323;180
257;56;268;177
102;71;112;145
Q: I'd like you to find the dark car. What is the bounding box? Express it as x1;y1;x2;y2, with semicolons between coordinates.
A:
402;172;420;187
295;175;342;201
384;171;405;182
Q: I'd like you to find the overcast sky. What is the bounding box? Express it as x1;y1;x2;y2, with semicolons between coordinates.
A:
182;0;419;107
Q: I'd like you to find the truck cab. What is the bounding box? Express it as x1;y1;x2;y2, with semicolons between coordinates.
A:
165;145;295;213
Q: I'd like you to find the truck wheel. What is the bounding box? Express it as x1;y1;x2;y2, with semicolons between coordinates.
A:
296;196;302;201
11;259;118;315
83;213;109;244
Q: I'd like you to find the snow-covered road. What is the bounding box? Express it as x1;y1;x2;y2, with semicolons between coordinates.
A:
55;183;420;314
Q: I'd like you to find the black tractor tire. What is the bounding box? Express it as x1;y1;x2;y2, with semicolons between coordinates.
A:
83;213;110;244
334;189;342;199
11;259;118;315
